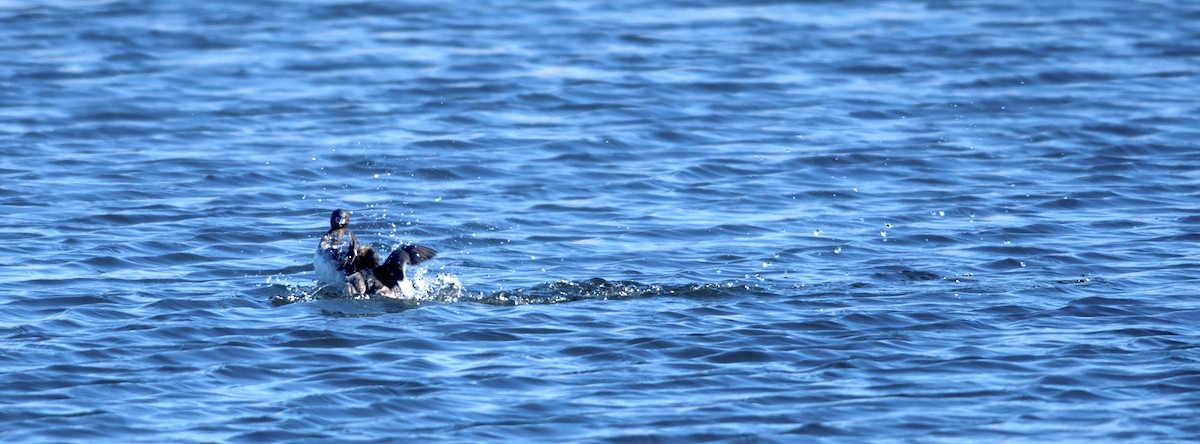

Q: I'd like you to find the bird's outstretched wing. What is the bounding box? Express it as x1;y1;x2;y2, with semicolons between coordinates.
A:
401;244;438;266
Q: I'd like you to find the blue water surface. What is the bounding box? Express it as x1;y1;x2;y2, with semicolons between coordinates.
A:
2;0;1199;442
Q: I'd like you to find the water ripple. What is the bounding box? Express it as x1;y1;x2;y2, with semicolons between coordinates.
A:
2;0;1199;441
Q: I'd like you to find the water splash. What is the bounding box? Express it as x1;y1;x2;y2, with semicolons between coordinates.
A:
272;267;464;306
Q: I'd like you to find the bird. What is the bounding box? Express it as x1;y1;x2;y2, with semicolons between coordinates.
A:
313;209;357;285
345;244;439;298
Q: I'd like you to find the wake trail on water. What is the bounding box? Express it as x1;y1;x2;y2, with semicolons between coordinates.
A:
269;273;778;308
266;256;1106;309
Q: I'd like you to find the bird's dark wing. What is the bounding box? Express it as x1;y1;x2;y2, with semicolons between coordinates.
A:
402;244;438;266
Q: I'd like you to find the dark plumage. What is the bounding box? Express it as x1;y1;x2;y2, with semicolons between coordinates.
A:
315;209;357;284
330;209;350;230
343;233;380;275
345;244;439;298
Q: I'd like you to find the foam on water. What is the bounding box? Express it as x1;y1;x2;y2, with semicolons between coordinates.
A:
273;267;466;306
